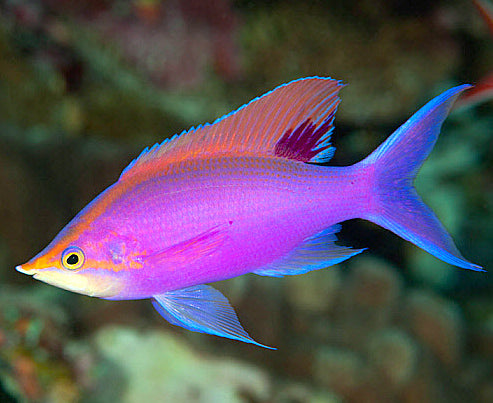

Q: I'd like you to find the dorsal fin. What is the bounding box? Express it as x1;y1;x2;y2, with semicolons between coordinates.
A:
120;77;344;180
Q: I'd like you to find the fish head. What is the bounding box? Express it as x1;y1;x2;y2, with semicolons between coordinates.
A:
15;219;132;299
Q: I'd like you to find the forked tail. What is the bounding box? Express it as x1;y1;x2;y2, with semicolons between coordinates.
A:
360;85;483;271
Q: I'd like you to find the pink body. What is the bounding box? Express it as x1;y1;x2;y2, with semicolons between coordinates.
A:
91;158;370;299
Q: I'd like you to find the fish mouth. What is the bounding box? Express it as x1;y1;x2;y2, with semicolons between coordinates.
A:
16;265;35;275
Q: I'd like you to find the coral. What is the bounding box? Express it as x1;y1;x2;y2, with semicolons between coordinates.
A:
365;328;418;388
0;287;79;402
0;288;274;402
405;290;463;368
275;257;490;402
285;266;341;314
338;258;402;330
0;2;238;141
273;382;342;403
313;347;366;398
91;326;271;403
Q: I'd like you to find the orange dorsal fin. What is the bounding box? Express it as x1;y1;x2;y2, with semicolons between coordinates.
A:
119;77;344;180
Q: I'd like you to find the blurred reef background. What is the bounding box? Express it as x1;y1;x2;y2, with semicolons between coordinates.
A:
0;0;492;402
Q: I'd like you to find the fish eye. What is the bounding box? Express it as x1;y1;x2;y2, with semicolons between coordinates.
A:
61;246;85;270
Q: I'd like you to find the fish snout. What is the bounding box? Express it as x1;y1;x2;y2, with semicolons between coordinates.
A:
16;264;36;275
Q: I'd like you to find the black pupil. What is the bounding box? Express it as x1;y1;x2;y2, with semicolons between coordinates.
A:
67;253;79;265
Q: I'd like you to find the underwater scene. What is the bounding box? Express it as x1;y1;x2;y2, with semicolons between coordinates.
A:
0;0;492;402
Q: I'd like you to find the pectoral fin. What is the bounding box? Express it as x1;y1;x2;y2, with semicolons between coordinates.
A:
152;285;275;349
141;225;228;266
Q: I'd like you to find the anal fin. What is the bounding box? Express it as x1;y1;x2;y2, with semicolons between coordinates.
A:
254;225;365;277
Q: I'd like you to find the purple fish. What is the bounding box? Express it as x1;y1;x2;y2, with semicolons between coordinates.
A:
16;78;483;348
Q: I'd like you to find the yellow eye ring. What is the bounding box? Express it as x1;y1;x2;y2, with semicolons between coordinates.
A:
61;246;85;270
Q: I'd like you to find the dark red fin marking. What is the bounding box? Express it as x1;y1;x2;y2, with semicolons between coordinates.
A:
274;112;336;163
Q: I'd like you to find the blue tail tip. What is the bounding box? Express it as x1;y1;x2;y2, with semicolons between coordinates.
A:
470;263;486;272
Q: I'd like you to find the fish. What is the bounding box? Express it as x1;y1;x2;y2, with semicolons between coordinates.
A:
16;77;483;348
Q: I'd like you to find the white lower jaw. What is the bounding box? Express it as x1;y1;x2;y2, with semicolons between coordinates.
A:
32;270;121;299
16;265;35;275
33;272;89;295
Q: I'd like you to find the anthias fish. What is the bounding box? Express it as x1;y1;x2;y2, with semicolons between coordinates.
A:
17;78;483;348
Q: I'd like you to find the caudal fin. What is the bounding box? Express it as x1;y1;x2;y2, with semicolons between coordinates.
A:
362;85;484;271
